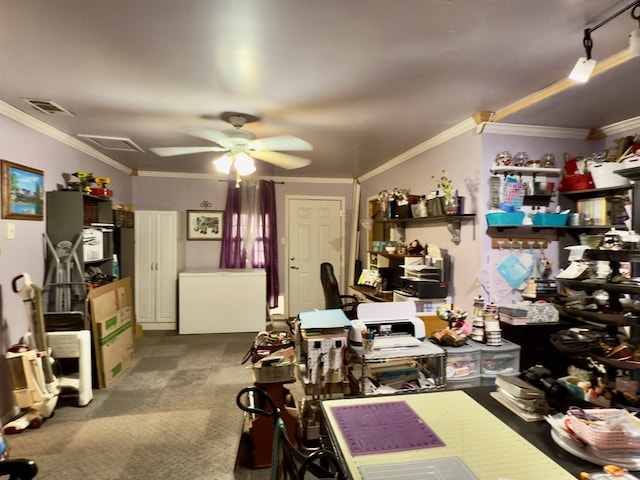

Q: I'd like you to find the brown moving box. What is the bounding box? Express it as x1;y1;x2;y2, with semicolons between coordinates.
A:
89;278;135;388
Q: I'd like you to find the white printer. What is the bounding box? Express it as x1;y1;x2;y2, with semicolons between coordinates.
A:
349;302;432;357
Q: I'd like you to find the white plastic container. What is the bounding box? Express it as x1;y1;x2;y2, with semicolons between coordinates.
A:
590;162;630;189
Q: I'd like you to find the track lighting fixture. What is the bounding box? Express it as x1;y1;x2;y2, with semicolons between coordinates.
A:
568;1;640;83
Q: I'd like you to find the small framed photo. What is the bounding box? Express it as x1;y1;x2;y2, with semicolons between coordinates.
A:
1;160;44;220
187;210;224;240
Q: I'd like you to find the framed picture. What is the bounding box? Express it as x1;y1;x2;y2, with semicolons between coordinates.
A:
187;210;224;240
1;160;44;220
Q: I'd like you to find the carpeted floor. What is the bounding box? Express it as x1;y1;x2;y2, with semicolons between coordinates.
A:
5;328;293;479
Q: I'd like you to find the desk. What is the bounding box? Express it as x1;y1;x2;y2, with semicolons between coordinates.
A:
321;388;592;479
349;285;392;303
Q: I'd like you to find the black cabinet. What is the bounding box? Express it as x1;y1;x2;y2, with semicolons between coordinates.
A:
500;320;573;378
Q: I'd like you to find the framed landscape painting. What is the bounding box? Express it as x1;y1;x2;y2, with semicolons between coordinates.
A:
186;210;224;240
1;160;44;220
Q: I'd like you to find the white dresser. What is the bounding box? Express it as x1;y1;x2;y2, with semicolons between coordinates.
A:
178;269;266;334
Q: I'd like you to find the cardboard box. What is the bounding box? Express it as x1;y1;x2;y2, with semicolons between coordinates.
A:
90;278;135;388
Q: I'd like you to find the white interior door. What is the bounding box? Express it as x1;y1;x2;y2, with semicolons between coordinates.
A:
288;197;343;317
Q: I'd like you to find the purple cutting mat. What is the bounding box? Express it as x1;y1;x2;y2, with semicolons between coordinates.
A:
330;400;445;456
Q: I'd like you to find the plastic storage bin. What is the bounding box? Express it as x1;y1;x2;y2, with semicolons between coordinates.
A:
445;375;481;390
469;339;521;379
486;211;524;226
442;342;481;380
532;213;569;226
590;162;631;189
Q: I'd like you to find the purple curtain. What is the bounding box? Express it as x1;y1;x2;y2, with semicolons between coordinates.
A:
219;180;280;309
259;180;279;309
219;183;246;268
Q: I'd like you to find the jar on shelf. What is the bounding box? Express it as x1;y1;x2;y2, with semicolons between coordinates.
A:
512;152;529;167
444;195;458;215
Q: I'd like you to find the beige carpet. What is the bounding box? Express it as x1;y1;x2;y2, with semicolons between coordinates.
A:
5;329;283;480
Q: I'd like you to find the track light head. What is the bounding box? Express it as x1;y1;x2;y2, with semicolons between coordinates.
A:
569;57;597;83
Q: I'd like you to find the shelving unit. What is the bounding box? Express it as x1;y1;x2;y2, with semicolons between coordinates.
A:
45;190;115;286
552;161;640;383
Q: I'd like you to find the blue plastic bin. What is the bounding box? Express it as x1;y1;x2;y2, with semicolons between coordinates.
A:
532;213;568;226
486;211;524;226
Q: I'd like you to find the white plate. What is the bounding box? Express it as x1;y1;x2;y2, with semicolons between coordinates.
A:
550;430;640;470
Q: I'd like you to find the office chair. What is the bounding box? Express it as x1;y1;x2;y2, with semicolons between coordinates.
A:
320;263;358;319
236;386;346;480
0;458;38;479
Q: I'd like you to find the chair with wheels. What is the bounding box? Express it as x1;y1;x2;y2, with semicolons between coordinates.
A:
236;386;346;480
320;263;358;319
0;458;38;479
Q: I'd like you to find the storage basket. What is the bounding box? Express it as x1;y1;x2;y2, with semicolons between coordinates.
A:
252;363;295;383
558;173;595;192
532;213;568;226
590;162;631;189
567;409;640;450
486;211;524;226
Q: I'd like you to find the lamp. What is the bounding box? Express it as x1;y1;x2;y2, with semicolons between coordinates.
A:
213;152;256;176
234;152;256;176
213;154;233;174
568;1;640;83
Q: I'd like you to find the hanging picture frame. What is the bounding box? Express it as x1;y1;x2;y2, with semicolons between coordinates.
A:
1;159;45;220
186;210;224;240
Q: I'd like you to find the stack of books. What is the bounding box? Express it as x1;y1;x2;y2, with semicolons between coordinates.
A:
491;374;548;421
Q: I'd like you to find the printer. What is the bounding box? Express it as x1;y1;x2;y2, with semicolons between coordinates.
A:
348;302;446;394
348;302;430;356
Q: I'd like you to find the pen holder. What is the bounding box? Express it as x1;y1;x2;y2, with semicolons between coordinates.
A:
362;339;374;354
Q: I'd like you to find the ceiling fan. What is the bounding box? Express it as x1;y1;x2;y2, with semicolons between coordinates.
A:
150;112;313;175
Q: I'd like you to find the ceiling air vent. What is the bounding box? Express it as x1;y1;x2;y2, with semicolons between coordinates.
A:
22;98;74;116
77;134;144;152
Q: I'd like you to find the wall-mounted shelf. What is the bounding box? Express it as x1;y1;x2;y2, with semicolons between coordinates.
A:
490;166;562;177
377;214;475;245
559;185;632;200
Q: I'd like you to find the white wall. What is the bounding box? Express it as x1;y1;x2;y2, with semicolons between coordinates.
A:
0;116;132;346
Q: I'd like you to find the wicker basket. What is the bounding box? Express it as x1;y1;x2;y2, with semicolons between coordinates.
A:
568;409;640;450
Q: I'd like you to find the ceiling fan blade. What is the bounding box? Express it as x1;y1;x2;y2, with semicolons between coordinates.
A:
150;146;228;157
184;128;231;145
250;150;312;170
249;135;313;152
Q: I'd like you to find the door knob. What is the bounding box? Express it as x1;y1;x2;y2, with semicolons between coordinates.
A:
290;256;295;261
290;266;299;270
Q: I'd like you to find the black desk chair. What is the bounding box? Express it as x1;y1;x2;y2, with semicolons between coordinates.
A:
320;263;358;319
236;386;346;480
0;458;38;479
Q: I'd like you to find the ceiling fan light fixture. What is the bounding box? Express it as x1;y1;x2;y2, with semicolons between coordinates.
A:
214;154;233;174
235;152;256;175
568;56;597;83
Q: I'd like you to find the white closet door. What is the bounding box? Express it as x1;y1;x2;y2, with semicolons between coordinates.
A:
135;210;178;329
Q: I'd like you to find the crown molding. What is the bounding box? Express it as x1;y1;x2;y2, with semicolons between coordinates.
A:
135;170;354;184
358;116;477;183
0;100;132;175
598;115;640;137
476;122;590;139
